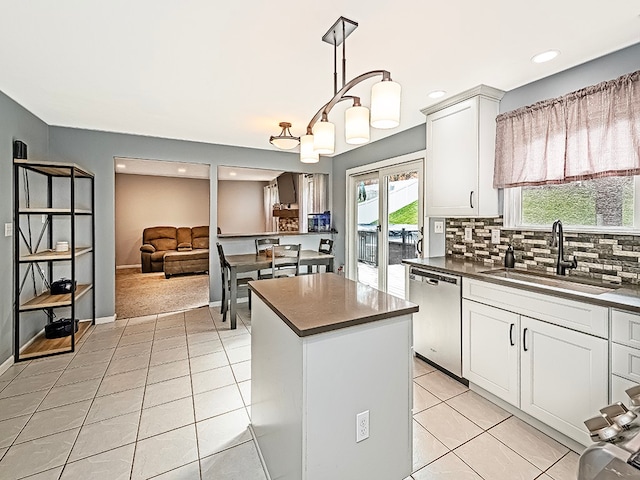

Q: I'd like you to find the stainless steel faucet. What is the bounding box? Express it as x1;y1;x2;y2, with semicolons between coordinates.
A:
550;220;577;275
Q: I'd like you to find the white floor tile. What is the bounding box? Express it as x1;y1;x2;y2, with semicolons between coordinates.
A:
138;397;195;439
200;440;266;480
194;384;244;422
131;424;198;480
196;408;251;458
61;443;135;480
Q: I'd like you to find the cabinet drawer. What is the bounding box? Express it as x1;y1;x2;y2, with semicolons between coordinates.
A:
611;343;640;382
463;279;609;338
611;309;640;348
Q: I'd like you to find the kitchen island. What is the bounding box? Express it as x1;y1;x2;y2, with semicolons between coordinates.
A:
249;273;418;480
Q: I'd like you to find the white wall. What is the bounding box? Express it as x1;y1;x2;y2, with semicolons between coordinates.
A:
115;174;210;266
217;180;267;234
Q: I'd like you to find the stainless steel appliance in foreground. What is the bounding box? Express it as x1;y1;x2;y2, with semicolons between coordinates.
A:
408;267;462;377
578;386;640;479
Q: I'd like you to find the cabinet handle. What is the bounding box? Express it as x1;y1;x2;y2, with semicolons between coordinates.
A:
509;323;515;346
523;327;528;351
469;191;474;209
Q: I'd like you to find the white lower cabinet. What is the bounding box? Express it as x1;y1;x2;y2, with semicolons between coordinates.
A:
462;294;608;446
520;316;608;446
462;299;519;407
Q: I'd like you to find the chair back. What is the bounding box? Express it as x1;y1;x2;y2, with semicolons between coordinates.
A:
272;244;301;278
256;237;280;255
216;242;228;272
319;238;334;255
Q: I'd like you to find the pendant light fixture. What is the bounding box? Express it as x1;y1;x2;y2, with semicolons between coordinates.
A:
269;122;300;150
268;17;401;163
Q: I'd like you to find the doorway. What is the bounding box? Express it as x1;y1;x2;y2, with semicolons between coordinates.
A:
346;154;424;298
114;157;211;319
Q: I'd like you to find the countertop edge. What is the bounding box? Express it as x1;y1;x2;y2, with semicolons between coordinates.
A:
402;257;640;314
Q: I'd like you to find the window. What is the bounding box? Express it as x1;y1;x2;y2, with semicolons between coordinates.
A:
504;175;640;230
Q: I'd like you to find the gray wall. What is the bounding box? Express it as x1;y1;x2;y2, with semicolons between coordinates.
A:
47;127;332;319
115;174;210;266
500;43;640;113
331;125;426;268
217;180;267;234
0;91;50;364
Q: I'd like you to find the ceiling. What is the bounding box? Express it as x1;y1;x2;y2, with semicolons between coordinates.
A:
114;157;210;179
1;1;638;156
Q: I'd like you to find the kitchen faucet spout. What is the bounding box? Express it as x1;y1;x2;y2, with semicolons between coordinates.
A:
550;220;578;276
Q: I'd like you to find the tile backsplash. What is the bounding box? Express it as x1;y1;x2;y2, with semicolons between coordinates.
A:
446;217;640;284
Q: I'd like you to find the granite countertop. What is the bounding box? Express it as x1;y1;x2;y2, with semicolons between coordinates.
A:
403;256;640;313
249;273;418;337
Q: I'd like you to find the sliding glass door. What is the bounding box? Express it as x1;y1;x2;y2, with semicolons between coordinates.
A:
348;158;423;297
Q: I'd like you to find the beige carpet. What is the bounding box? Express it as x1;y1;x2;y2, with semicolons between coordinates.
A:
115;267;210;319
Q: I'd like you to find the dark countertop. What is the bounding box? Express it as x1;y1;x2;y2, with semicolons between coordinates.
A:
249;273;418;337
403;257;640;313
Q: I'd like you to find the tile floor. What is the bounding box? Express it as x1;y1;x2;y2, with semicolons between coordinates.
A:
0;304;580;480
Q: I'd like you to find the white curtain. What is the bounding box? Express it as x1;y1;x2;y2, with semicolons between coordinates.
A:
300;174;329;232
264;184;279;232
494;70;640;188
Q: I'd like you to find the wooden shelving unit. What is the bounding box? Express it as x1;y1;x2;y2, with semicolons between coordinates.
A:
13;158;95;362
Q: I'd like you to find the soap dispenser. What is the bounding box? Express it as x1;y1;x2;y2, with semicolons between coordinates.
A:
505;244;515;268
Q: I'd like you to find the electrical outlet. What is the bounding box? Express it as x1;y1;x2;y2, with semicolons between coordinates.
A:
434;221;444;234
464;227;473;242
356;410;369;442
491;229;501;244
4;223;12;237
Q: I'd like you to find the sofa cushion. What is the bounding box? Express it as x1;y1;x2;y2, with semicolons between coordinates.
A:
177;242;192;251
150;251;166;263
140;244;155;253
143;226;177;252
192;226;209;249
177;227;192;245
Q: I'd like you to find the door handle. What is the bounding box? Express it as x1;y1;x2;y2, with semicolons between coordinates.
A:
509;323;515;346
416;238;423;255
469;191;474;209
523;327;528;351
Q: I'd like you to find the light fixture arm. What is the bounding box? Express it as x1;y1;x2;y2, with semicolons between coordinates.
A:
306;70;392;134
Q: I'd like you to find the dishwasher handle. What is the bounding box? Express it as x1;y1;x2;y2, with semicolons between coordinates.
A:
409;267;460;286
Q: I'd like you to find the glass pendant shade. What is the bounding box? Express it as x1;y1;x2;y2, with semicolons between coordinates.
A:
312;121;335;154
345;105;370;145
300;134;319;163
270;136;299;150
370;80;401;129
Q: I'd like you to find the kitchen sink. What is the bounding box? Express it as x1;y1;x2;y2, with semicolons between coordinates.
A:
480;268;621;295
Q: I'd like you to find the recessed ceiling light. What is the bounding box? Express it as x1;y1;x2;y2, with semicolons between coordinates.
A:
178;168;186;173
116;164;126;169
230;172;237;176
428;90;447;99
531;50;560;64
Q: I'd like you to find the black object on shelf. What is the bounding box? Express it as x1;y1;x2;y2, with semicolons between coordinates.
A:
13;140;27;159
505;244;515;268
51;278;76;294
44;318;79;339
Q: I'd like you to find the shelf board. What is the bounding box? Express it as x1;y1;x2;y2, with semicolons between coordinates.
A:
19;208;92;215
14;159;94;178
19;321;93;360
20;247;92;263
20;284;93;311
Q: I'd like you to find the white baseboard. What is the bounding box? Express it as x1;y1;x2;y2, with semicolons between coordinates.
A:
116;264;141;270
95;314;116;325
249;424;272;480
209;298;248;308
0;355;14;377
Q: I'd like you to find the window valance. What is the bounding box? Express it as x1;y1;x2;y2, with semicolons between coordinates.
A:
494;70;640;188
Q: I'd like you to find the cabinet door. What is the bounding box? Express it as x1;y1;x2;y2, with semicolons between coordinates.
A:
611;375;638;406
426;98;478;217
520;317;608;446
462;300;519;406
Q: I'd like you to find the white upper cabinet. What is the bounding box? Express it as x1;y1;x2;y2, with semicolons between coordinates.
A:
422;85;504;217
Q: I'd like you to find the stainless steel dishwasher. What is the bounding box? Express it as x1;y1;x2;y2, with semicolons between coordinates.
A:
408;267;462;378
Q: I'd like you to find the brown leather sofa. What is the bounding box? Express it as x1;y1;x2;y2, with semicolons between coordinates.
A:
140;226;209;277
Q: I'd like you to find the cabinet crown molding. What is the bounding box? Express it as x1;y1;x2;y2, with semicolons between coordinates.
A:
420;84;505;116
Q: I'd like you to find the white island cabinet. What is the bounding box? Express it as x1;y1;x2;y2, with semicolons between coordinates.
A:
249;273;418;480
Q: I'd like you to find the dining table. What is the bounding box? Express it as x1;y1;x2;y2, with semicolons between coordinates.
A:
224;250;335;329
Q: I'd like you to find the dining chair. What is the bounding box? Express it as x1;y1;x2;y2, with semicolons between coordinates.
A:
216;242;252;322
255;238;280;279
308;238;334;273
272;244;301;278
